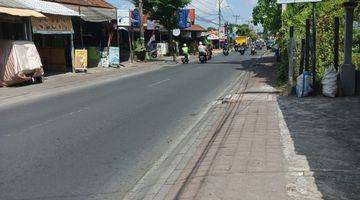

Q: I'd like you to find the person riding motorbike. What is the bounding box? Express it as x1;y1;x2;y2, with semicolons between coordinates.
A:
181;43;189;63
239;42;246;55
198;42;207;62
222;40;230;56
250;45;257;55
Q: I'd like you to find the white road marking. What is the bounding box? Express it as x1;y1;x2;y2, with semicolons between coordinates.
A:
148;78;171;87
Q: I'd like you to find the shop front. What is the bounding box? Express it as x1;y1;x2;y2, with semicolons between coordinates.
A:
32;14;75;73
0;6;44;41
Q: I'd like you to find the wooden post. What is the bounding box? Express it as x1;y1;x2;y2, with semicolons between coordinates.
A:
300;39;305;75
288;26;295;86
70;34;75;73
305;19;310;71
128;27;134;63
311;2;317;85
334;17;339;70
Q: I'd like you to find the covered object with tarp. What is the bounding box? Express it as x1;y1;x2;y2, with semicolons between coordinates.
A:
0;40;43;86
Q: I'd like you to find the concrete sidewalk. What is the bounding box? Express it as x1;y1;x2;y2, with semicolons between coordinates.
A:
146;55;360;200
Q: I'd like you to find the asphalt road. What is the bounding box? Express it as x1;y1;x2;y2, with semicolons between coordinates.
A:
0;51;260;200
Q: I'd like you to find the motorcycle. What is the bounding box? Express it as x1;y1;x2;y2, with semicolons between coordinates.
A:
206;49;213;60
223;47;229;56
250;47;257;56
149;48;158;59
234;45;239;52
181;55;189;64
199;52;207;63
239;47;245;55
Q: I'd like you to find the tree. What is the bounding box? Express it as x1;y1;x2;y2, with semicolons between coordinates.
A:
131;0;190;60
131;0;190;39
252;0;282;34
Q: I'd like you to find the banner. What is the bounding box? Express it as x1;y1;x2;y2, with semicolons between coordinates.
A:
109;47;120;66
147;20;156;30
188;9;195;25
130;9;140;27
74;49;88;70
177;9;190;29
32;15;73;34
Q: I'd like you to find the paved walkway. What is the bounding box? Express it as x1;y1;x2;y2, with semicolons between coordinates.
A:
147;55;360;200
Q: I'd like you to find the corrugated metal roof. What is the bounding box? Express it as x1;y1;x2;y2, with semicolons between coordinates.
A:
0;0;79;16
21;0;80;16
64;4;116;22
183;24;206;32
0;0;29;9
44;0;114;9
0;6;45;17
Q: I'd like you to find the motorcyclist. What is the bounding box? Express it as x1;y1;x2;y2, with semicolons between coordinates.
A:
181;43;189;61
223;40;229;50
250;44;257;55
198;42;207;56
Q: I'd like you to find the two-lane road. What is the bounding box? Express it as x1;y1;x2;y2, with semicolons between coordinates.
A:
0;52;259;200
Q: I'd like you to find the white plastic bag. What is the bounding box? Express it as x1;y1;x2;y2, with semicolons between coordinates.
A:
321;65;338;97
296;71;313;98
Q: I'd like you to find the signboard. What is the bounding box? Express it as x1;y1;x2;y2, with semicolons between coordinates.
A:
109;47;120;66
147;20;156;30
32;15;73;34
188;9;195;25
130;9;140;27
117;10;130;27
177;9;190;29
172;29;181;37
278;0;321;3
74;49;88;70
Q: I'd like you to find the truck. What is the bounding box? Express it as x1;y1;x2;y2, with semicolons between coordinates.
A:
235;36;249;46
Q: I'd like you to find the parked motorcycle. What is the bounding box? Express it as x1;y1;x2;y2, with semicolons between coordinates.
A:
199;52;207;63
149;48;158;59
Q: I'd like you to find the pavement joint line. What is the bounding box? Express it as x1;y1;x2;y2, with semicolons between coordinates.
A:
170;54;271;199
123;57;254;199
173;72;252;199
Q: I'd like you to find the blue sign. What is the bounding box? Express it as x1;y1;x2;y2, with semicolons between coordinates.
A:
177;9;190;29
131;9;140;27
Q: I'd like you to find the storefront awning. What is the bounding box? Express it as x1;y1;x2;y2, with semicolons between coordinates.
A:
0;6;45;17
64;4;116;22
21;0;80;16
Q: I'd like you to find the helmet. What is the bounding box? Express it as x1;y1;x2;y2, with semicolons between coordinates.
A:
183;43;187;47
199;42;203;45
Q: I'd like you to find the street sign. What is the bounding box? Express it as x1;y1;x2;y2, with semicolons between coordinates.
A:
277;0;321;3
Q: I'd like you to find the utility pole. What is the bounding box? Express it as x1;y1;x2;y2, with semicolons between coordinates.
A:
139;0;144;39
218;0;222;48
233;15;241;25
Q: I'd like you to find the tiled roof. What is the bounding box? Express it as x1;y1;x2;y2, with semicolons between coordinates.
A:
183;24;206;32
44;0;114;9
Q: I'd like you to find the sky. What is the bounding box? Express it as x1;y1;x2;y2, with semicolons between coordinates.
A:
107;0;259;29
